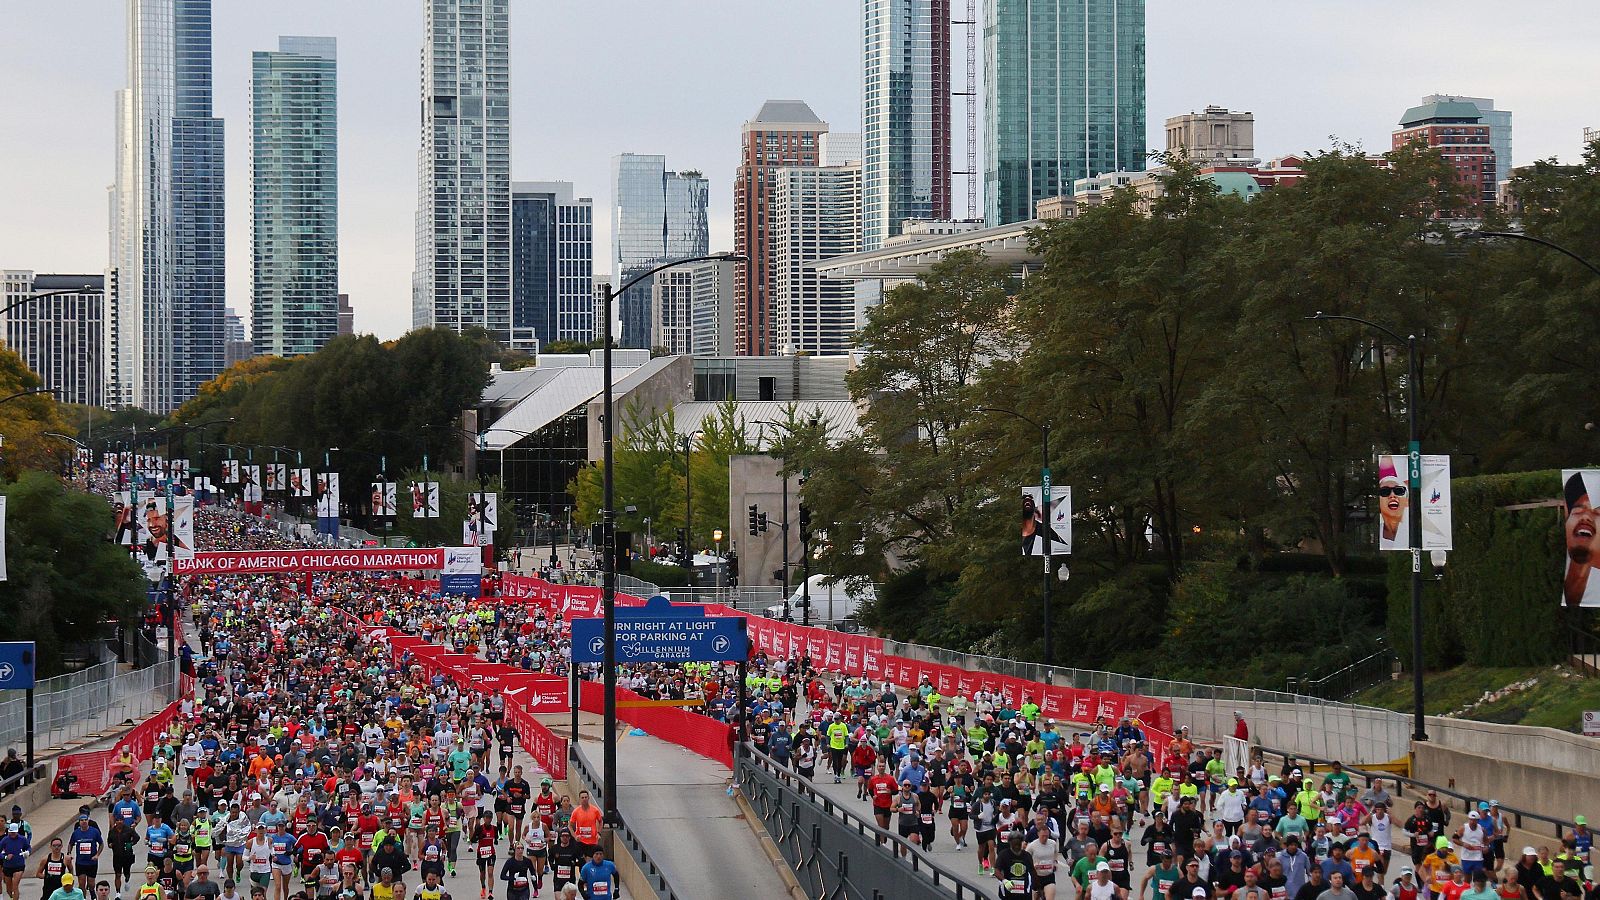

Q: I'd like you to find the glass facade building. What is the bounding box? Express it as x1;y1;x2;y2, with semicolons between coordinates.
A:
251;36;338;357
610;155;708;349
413;0;512;342
109;0;225;412
510;181;594;350
862;0;950;250
983;0;1146;225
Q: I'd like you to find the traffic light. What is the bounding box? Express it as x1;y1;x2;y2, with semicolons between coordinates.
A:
616;530;633;573
799;504;812;541
758;512;769;533
747;504;759;536
726;551;738;586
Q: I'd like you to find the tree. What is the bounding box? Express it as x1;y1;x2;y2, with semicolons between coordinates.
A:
568;400;760;552
1191;145;1478;573
795;250;1016;583
0;473;145;675
996;161;1245;575
0;344;70;479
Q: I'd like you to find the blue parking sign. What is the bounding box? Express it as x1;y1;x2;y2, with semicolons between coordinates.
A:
0;643;36;690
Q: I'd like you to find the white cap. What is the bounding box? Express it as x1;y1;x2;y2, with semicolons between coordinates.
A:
1097;862;1111;872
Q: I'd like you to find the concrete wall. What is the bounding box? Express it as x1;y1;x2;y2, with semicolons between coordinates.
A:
584;355;694;462
1413;719;1600;824
1165;697;1413;763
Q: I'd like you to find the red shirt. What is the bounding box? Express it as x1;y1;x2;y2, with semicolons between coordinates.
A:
294;832;330;869
334;846;363;868
867;775;898;809
356;815;379;850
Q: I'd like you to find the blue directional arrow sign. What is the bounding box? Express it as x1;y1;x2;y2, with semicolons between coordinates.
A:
570;595;749;664
0;643;36;690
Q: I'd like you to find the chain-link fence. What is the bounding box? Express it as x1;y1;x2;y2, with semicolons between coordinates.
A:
0;637;179;754
885;640;1414;762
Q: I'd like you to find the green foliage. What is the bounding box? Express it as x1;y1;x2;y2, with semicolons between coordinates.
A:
569;399;760;552
1387;470;1570;669
0;473;145;675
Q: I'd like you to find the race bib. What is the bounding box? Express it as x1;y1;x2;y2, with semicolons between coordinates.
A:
477;845;494;858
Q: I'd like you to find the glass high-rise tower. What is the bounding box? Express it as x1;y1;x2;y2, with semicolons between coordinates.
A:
610;154;708;350
251;37;338;357
511;181;594;351
413;0;512;342
862;0;950;250
983;0;1146;225
109;0;225;412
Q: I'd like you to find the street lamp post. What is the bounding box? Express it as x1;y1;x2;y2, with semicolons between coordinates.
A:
598;252;744;826
977;406;1056;666
1308;312;1428;742
1464;229;1600;278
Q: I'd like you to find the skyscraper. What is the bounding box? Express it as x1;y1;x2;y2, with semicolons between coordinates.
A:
413;0;511;341
611;154;708;349
689;257;737;356
109;0;226;412
773;163;862;355
511;181;594;350
983;0;1146;226
734;101;827;356
251;36;338;357
862;0;951;250
2;272;105;407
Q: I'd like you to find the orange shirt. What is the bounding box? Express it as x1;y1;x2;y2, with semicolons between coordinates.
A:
248;754;275;779
1348;846;1380;876
568;806;603;845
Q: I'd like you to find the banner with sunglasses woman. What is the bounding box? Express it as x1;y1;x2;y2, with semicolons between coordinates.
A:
1376;454;1452;552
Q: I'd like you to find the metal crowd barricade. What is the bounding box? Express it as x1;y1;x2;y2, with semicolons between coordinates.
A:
737;745;998;900
0;637;179;753
567;743;686;900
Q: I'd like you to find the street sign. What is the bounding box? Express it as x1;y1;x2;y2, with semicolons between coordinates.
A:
0;643;36;690
570;595;749;664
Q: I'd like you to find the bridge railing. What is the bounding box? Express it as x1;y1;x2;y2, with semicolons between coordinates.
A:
737;745;998;900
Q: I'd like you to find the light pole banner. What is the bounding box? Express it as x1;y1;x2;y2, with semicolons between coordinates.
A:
264;464;284;492
242;465;262;502
370;482;397;517
411;482;439;518
291;468;311;498
222;459;239;484
1021;486;1071;556
1376;454;1452;551
465;492;497;544
316;472;340;517
1561;469;1600;607
132;493;193;562
0;495;7;582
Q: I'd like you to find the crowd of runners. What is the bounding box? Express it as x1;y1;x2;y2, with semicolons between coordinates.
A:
9;475;1594;900
16;502;623;900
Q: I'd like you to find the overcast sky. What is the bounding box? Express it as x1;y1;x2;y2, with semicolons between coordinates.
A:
2;1;1596;340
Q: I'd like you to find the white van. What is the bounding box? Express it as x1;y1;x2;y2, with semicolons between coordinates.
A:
765;574;876;623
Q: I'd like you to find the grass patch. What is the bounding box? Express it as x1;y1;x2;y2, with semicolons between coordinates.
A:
1349;665;1600;732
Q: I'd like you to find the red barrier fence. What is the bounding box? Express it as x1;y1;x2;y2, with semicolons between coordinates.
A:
55;699;182;796
577;681;733;768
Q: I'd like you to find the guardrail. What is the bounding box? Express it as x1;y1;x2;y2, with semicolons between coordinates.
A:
567;743;685;900
1255;746;1575;842
737;745;997;900
886;639;1414;762
0;645;178;753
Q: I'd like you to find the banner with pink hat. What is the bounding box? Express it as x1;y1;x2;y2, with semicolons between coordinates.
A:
1376;454;1452;552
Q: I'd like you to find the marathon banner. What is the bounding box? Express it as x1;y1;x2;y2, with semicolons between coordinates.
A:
242;465;262;502
265;464;285;493
290;468;311;498
410;482;440;518
222;459;239;484
174;547;447;575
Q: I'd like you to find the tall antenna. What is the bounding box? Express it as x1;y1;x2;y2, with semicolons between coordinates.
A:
950;0;979;220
